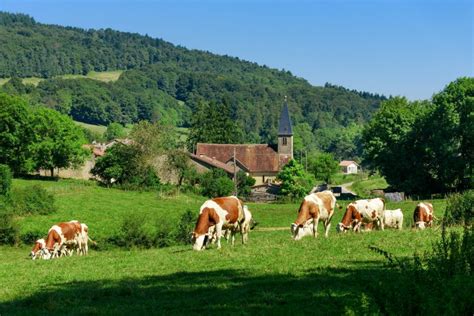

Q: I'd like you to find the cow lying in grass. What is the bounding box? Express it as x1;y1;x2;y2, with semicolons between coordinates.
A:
290;190;338;240
192;196;247;251
336;198;385;233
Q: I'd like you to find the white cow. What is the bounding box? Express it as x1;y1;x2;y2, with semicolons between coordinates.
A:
383;209;404;230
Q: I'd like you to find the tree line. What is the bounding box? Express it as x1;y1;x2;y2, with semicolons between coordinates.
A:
0;11;385;160
362;77;473;195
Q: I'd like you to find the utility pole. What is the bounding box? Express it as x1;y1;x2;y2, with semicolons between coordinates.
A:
233;147;237;196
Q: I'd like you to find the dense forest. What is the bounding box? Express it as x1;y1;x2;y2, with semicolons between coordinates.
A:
0;12;386;158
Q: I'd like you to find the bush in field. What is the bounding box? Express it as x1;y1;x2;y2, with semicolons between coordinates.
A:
236;171;256;197
119;214;154;249
200;169;234;198
11;185;56;216
20;230;44;245
173;210;196;245
0;164;12;196
0;200;19;245
445;190;473;226
370;224;473;314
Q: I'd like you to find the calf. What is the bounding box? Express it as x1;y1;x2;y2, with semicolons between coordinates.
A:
291;190;338;240
383;209;404;230
30;238;46;260
192;196;244;251
413;202;434;229
336;198;385;233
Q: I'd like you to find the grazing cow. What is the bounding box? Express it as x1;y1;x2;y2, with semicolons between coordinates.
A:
413;202;434;229
209;205;254;245
192;196;245;251
290;190;338;240
336;198;385;233
30;238;46;260
42;221;83;259
383;209;404;230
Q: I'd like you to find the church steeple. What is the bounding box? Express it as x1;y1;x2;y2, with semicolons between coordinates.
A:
278;96;293;136
278;97;293;159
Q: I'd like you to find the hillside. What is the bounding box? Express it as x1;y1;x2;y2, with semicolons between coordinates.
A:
0;12;386;148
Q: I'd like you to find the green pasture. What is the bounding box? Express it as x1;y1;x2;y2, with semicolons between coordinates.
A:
0;179;449;314
0;70;123;87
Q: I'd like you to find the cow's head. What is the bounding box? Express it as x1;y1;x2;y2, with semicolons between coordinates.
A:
192;232;209;251
290;222;313;240
415;221;426;230
336;222;351;233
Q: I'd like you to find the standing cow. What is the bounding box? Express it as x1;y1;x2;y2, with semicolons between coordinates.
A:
192;196;245;251
413;202;434;229
291;190;338;240
383;209;404;230
336;198;385;233
41;221;83;259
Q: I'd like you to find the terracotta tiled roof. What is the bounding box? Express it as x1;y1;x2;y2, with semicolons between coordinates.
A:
196;143;280;173
189;153;239;174
339;160;359;167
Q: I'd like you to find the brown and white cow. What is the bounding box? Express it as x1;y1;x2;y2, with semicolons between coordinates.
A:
413;202;434;229
42;221;83;259
291;190;338;240
336;198;385;233
192;196;245;251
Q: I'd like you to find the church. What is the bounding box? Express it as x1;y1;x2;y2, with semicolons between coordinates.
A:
189;100;294;185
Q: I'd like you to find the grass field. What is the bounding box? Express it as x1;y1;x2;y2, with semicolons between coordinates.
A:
0;70;123;87
349;175;388;197
0;179;449;314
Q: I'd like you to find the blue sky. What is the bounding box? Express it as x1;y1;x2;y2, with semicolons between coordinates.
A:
2;0;472;99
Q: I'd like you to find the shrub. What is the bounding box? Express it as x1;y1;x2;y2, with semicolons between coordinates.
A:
119;214;154;249
369;224;473;315
445;190;474;226
173;210;196;245
20;230;43;245
0;164;12;196
200;169;234;197
10;185;56;216
0;201;19;245
154;221;173;248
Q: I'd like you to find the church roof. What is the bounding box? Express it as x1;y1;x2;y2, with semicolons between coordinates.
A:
278;101;293;136
196;143;281;173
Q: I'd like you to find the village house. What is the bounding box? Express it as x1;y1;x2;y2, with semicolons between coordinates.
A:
189;101;294;185
339;160;359;174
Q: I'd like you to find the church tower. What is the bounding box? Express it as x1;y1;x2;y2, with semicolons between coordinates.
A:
278;97;293;160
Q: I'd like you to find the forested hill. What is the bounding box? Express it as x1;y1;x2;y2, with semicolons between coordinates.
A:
0;11;386;150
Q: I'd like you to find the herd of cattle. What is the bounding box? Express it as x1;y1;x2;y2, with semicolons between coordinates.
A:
30;191;436;257
190;191;435;251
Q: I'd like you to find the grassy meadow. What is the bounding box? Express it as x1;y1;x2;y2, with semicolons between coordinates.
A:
0;70;123;87
0;179;449;314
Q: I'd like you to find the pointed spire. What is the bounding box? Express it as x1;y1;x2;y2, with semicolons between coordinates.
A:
278;98;293;136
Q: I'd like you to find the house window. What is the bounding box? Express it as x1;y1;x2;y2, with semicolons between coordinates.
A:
282;137;287;145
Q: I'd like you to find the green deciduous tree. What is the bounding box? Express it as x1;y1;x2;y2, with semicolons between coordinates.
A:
276;159;314;199
29;107;88;176
199;168;234;198
236;171;256;197
308;152;339;184
104;122;126;141
0;93;34;174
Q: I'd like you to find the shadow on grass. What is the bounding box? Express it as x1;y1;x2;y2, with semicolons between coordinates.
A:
0;265;411;315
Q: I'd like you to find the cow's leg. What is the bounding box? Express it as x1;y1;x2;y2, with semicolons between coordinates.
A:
353;221;362;233
215;223;223;249
313;216;319;238
378;217;384;230
324;220;331;238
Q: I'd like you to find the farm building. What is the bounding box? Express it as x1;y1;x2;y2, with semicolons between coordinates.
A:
339;160;359;174
189;100;294;185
